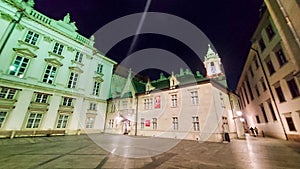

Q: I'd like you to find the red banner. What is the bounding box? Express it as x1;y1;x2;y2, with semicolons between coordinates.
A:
145;120;150;127
154;95;161;109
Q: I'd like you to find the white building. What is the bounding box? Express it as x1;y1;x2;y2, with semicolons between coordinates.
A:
0;0;116;138
236;2;300;141
105;45;244;142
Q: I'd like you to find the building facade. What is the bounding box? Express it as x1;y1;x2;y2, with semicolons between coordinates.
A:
0;0;116;138
236;2;300;141
105;45;244;142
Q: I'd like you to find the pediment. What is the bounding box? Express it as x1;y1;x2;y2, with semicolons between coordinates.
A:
44;58;63;67
94;76;103;82
13;48;37;58
69;66;83;73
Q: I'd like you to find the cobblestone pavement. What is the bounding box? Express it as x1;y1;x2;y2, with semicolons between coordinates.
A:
0;134;300;169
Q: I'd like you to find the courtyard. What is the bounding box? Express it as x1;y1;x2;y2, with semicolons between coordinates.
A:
0;134;300;169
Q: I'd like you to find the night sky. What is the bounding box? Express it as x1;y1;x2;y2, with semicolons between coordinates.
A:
34;0;263;90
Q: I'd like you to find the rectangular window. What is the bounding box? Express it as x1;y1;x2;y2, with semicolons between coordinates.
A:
173;117;178;130
141;118;145;129
191;91;199;105
260;104;268;123
246;78;254;100
97;64;103;74
249;66;254;77
143;98;153;110
85;117;95;128
56;114;69;128
109;119;114;128
261;78;267;91
53;42;64;55
89;103;96;110
0;87;16;99
275;49;287;67
26;113;42;128
286;78;300;98
266;24;275;40
243;87;249;104
62;97;73;106
152;118;157;130
171;94;177;107
9;56;29;77
239;91;245;108
265;56;275;75
192;116;200;131
259;38;266;51
122;100;128;109
256;115;261;124
255;85;260;97
75;51;83;63
42;65;57;84
253;56;259;69
93;82;101;96
286;117;296;131
35;93;49;103
24;30;39;45
67;72;79;88
0;111;8;128
267;101;277;121
275;85;286;102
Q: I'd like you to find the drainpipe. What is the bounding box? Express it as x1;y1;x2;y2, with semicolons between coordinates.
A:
250;47;288;140
0;10;24;56
135;95;138;136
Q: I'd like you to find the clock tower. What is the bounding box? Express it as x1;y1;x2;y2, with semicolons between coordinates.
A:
203;44;227;86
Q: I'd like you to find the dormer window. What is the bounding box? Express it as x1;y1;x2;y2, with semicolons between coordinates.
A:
169;73;179;89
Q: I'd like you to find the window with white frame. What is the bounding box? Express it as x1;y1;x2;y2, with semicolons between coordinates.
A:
0;87;16;99
0;111;8;128
62;97;73;106
141;118;145;129
26;113;42;128
122;100;128;109
173;117;178;130
92;81;101;96
171;94;177;107
152;118;157;130
34;93;49;103
86;116;95;128
67;72;79;88
96;64;103;74
42;65;57;84
192;116;200;131
56;114;69;128
191;91;199;105
143;98;153;110
75;51;83;63
9;56;29;78
109;119;114;128
24;30;39;45
52;42;64;55
89;103;96;110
